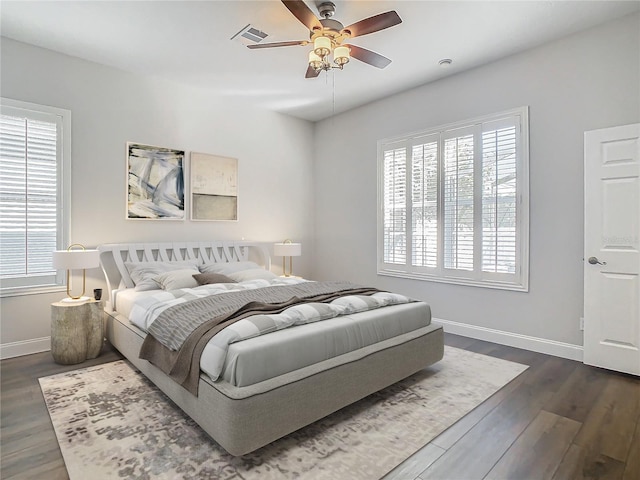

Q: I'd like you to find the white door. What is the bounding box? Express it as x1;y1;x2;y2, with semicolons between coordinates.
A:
584;123;640;376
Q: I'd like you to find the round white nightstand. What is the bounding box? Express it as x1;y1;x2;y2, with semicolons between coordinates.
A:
50;299;104;365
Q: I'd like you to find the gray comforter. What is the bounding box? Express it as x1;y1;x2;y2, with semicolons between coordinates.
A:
139;281;382;395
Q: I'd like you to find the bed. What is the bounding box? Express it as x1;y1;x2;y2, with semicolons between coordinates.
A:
98;241;444;456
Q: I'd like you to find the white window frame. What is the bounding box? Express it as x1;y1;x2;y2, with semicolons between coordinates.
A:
377;107;529;291
0;98;71;297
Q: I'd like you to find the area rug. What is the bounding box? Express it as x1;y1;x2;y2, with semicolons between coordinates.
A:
39;346;527;480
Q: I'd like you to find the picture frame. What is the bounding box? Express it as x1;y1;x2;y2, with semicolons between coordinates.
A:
126;142;185;220
190;152;238;221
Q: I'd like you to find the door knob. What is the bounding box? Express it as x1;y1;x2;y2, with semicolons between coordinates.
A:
588;256;606;265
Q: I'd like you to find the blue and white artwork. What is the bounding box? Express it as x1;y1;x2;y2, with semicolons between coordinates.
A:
127;143;185;220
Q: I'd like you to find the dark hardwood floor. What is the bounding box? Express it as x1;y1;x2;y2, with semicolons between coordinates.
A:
1;342;123;479
1;334;638;479
384;335;640;480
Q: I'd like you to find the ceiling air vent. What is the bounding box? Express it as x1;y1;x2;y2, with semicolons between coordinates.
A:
231;24;268;46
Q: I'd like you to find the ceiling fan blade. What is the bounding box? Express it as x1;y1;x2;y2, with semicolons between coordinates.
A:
247;40;308;49
342;11;402;38
346;44;392;69
282;0;322;31
305;65;320;78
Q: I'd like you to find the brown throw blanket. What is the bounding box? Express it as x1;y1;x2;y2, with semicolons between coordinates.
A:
139;281;381;395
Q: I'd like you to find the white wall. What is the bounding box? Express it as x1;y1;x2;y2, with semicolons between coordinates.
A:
0;38;315;355
3;13;639;359
312;13;640;356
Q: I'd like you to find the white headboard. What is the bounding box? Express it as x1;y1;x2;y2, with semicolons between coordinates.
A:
98;241;270;310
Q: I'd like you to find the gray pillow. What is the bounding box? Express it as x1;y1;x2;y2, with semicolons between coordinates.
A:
153;269;200;290
193;272;237;285
226;268;278;282
125;261;199;291
199;261;261;275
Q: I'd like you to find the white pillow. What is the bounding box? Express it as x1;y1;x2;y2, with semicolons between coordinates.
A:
153;269;200;290
125;261;199;291
199;261;261;275
226;268;278;282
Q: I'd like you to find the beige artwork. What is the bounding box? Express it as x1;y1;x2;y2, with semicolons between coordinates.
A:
190;152;238;221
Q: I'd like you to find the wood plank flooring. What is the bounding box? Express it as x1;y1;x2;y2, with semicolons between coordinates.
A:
1;343;123;479
2;334;638;479
384;335;640;480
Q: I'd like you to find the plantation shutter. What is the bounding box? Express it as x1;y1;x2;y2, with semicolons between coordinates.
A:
382;146;407;264
481;119;518;274
378;107;528;291
411;137;439;268
0;109;60;287
443;129;474;271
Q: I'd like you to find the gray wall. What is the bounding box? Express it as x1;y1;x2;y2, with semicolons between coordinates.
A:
312;13;640;348
0;38;315;353
2;13;638;357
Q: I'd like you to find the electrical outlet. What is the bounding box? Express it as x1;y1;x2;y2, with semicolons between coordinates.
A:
580;317;584;331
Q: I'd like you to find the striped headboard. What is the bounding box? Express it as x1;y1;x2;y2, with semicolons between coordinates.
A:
98;241;270;310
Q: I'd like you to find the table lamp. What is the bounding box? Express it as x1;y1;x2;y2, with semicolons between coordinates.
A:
52;244;101;302
273;239;302;277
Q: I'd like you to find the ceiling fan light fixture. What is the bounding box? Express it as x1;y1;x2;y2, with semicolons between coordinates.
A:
313;36;331;57
251;1;401;78
308;51;323;70
333;45;350;66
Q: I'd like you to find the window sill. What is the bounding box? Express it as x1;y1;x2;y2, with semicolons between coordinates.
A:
378;270;529;292
0;285;66;298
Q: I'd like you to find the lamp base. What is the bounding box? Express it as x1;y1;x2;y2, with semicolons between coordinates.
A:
59;296;92;304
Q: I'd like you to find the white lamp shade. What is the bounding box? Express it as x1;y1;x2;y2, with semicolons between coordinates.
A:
308;51;323;68
52;249;100;270
313;36;331;56
273;242;302;257
333;46;350;65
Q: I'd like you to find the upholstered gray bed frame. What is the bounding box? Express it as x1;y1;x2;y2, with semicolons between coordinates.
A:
98;241;444;456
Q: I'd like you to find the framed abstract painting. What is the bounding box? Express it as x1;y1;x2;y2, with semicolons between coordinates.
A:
190;152;238;221
126;143;185;220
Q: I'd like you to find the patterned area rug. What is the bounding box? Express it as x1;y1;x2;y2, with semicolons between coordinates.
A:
40;346;527;479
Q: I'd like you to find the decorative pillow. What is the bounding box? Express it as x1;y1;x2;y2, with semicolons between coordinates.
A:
192;272;237;286
226;268;278;282
153;269;200;290
125;261;199;291
199;261;261;275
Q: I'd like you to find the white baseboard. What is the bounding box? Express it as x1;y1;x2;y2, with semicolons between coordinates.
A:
434;318;584;362
0;337;51;360
0;322;584;363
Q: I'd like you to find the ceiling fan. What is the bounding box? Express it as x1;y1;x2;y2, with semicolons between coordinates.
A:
247;0;402;78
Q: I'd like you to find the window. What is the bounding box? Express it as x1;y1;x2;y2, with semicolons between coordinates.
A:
378;107;529;291
0;98;70;296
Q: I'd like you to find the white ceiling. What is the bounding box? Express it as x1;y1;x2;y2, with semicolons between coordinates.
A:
1;1;638;122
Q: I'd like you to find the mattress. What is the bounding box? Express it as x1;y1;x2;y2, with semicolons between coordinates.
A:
112;287;156;318
115;284;432;388
216;302;431;386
